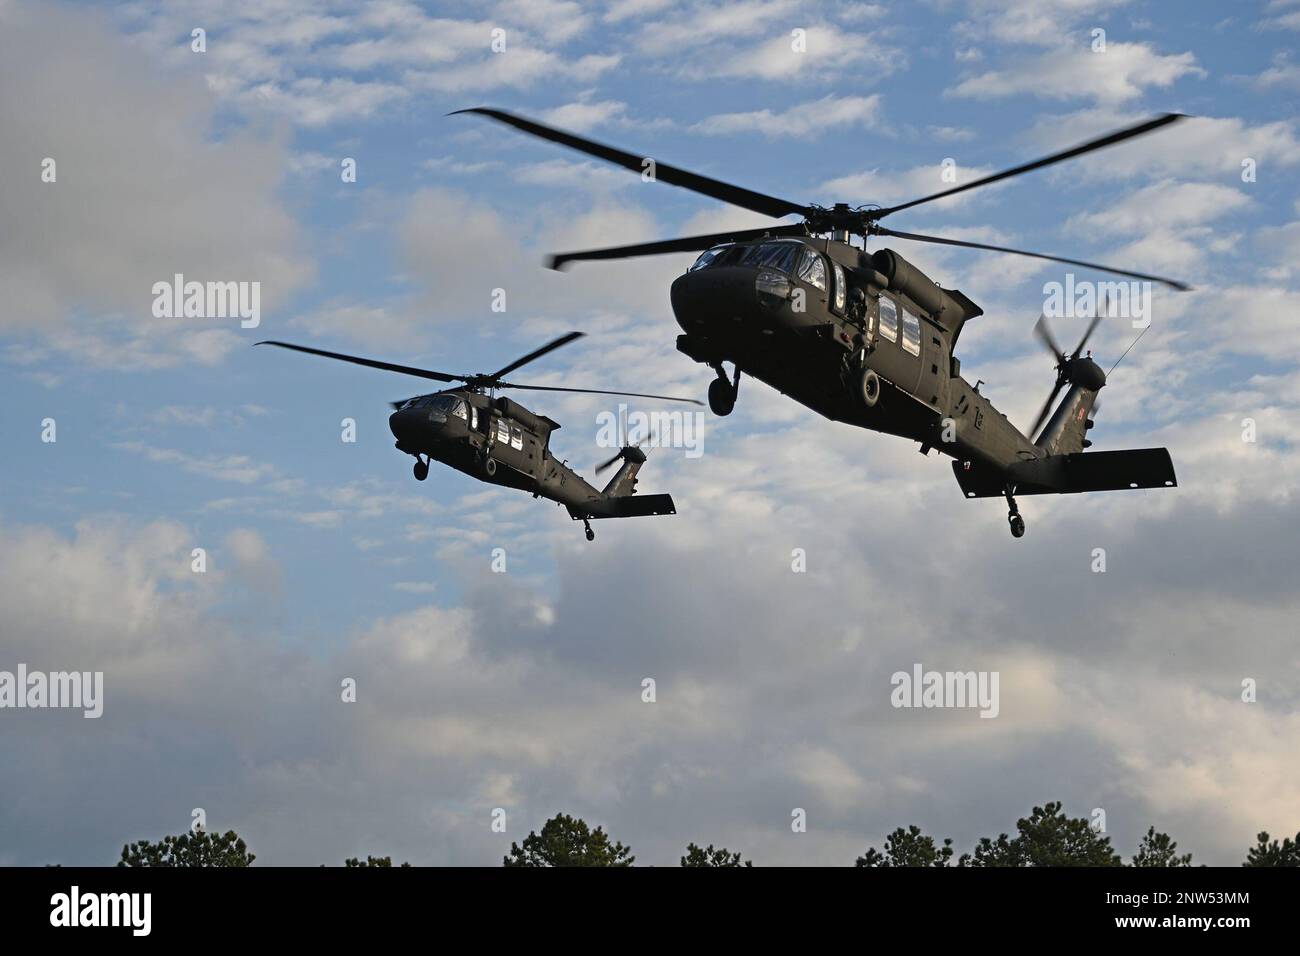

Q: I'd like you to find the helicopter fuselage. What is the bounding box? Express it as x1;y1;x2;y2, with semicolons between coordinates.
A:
670;236;1042;474
389;390;603;506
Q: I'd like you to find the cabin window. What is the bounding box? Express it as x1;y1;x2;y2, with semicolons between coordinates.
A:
831;261;846;313
878;295;898;342
797;249;827;291
509;423;524;451
496;419;510;445
901;308;922;356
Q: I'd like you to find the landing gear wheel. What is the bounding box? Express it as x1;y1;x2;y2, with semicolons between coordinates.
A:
708;377;736;416
583;519;595;542
413;459;429;481
856;368;881;408
483;457;497;477
1004;486;1025;538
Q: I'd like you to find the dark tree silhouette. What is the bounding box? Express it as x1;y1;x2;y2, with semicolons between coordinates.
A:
119;829;254;867
681;843;751;867
503;813;634;867
1131;826;1193;867
857;825;955;867
958;802;1121;867
1244;831;1300;867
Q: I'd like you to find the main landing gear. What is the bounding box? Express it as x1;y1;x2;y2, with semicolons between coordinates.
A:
1004;486;1026;538
708;363;740;416
413;457;429;481
583;519;595;542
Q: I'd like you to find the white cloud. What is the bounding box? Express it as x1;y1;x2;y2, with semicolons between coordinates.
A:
1065;180;1252;233
407;50;620;93
1027;110;1300;181
954;0;1135;47
540;98;629;132
633;0;799;56
820;163;1000;211
952;42;1203;103
242;76;409;127
0;2;312;367
690;24;901;81
693;94;882;138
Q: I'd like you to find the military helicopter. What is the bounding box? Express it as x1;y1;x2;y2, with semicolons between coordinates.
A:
256;332;699;540
456;108;1188;537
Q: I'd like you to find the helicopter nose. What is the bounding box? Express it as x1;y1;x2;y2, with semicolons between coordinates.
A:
388;407;427;445
671;267;762;327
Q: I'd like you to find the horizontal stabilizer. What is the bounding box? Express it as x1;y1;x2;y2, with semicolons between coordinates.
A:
954;448;1177;498
568;493;677;520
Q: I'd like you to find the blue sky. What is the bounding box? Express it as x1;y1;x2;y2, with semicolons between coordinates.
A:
2;0;1299;866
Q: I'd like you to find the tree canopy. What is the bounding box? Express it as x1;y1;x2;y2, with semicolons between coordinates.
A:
1244;831;1300;867
856;825;955;867
1131;826;1193;867
503;813;634;867
118;829;255;867
681;843;751;867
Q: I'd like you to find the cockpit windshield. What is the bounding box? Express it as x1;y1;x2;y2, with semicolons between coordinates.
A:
402;395;468;422
739;240;801;273
689;240;803;274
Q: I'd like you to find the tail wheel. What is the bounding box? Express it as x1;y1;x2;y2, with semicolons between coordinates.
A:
1009;514;1026;538
483;457;497;477
708;378;735;416
413;459;429;481
857;368;881;407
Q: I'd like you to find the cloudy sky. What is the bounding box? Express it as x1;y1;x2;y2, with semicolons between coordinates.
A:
2;0;1298;866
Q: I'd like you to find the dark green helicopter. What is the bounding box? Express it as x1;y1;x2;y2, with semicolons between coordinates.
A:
256;333;698;541
456;108;1188;537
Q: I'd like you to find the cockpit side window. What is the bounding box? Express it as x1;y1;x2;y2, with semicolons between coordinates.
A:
797;249;827;291
689;245;730;272
831;261;847;313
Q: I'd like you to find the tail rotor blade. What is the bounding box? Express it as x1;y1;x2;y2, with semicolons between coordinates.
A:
595;450;623;475
1029;381;1065;440
1033;315;1066;364
1072;312;1103;359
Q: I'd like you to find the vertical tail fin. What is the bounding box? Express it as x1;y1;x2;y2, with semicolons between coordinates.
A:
1035;384;1099;456
601;446;647;497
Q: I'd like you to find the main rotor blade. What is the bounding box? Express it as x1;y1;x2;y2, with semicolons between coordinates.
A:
453;107;810;221
488;331;584;381
255;341;462;382
870;113;1187;220
496;381;703;405
1029;380;1066;442
547;224;809;270
1033;315;1065;364
873;226;1191;290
